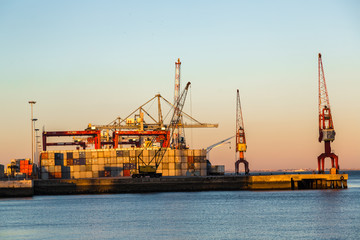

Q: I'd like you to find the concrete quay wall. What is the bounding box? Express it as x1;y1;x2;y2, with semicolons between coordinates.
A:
0;180;34;197
34;174;348;195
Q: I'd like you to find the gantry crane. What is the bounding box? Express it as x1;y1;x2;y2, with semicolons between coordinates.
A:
86;59;217;149
317;53;338;173
235;90;249;175
133;82;192;178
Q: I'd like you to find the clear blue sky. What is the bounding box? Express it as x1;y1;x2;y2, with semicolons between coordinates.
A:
1;0;359;170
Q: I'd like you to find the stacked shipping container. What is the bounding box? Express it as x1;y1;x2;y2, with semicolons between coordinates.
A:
6;159;33;178
19;159;33;176
40;148;207;180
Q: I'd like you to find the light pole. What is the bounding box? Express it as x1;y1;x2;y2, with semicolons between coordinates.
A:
35;128;40;166
28;101;36;163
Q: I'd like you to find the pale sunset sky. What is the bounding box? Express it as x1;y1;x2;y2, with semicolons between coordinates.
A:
0;1;359;171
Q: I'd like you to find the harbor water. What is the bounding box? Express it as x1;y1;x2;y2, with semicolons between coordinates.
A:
1;171;360;240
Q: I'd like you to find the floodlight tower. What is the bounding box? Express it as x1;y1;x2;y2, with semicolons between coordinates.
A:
172;58;186;149
28;101;36;163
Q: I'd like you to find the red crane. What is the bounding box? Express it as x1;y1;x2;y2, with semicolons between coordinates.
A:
235;90;249;175
317;53;338;173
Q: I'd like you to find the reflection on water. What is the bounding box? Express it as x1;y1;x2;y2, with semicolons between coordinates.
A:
1;171;359;240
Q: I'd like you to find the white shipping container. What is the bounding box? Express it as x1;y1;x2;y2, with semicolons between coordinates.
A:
194;163;201;170
98;158;104;165
98;165;105;171
181;163;188;169
72;172;79;179
169;169;176;176
104;150;111;158
162;170;169;176
200;163;207;170
80;172;86;178
194;149;202;156
91;150;98;158
110;150;116;157
48;152;55;159
48;166;55;173
92;165;99;171
97;151;104;158
85;171;92;178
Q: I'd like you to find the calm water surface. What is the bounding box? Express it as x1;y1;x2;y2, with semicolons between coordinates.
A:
1;171;360;240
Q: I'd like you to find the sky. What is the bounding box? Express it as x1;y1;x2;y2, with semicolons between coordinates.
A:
0;0;359;171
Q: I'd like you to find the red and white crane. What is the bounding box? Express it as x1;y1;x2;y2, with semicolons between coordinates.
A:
235;90;249;175
317;53;338;173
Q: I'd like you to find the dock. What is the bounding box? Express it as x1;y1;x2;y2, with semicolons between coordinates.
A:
0;173;348;197
0;180;34;197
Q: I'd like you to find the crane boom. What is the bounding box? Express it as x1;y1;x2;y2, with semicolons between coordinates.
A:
318;53;335;142
134;82;192;177
206;136;235;153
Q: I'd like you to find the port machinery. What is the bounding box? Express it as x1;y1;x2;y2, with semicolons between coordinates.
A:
42;58;218;152
133;82;192;178
317;53;339;173
235;90;249;175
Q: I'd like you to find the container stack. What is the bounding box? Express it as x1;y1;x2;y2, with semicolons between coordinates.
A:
18;159;33;177
6;159;33;178
40;148;207;179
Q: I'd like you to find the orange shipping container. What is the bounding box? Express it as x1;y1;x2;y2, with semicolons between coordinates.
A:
123;170;130;177
41;152;48;159
54;172;62;179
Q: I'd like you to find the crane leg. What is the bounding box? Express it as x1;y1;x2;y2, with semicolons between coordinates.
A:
317;153;339;174
334;155;339;171
235;161;239;174
235;159;249;175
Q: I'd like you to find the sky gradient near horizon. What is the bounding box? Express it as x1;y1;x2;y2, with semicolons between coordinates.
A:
1;1;359;170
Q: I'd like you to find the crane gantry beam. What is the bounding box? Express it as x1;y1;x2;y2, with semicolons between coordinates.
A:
87;93;218;131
